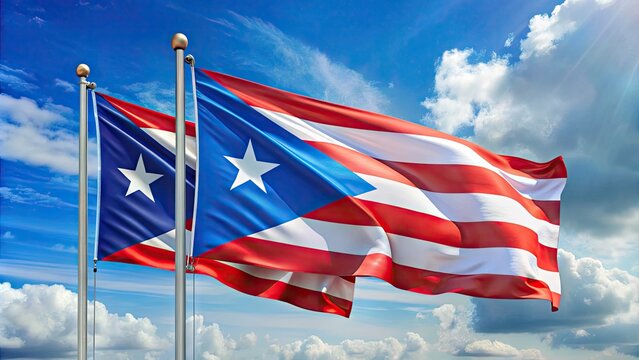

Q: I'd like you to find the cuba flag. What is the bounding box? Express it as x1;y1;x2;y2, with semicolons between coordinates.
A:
193;69;566;311
94;92;357;316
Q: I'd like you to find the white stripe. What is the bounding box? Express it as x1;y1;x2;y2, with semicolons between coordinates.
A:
254;107;566;201
218;261;355;301
388;233;561;294
140;229;192;254
143;128;197;170
250;217;392;256
248;218;560;293
356;174;560;249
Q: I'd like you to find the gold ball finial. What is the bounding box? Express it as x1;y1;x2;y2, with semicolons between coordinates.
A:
76;64;90;77
171;33;188;50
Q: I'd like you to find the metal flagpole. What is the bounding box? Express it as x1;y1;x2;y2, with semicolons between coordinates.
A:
171;33;188;360
76;63;94;360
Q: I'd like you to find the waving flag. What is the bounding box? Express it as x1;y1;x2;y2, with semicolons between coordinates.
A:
193;69;567;311
94;93;355;316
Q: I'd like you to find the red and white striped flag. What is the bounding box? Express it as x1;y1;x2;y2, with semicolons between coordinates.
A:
193;70;567;313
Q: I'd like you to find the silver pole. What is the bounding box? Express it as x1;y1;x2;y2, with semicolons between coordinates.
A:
76;63;90;360
172;33;188;360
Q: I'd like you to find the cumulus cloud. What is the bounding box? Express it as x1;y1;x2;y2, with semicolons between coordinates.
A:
1;231;15;239
472;250;639;356
228;12;389;113
0;283;167;359
519;0;615;59
0;93;98;175
422;0;639;256
431;304;543;359
183;315;258;359
269;332;428;360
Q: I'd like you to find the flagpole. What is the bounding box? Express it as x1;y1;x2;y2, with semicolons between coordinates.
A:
172;33;188;360
76;63;90;360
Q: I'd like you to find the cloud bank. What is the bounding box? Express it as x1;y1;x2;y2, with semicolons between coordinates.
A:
0;283;167;359
269;332;428;360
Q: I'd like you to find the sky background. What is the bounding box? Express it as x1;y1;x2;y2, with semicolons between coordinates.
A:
1;0;638;359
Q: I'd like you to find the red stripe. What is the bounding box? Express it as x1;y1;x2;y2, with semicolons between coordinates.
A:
200;236;556;286
303;198;558;272
309;142;560;224
533;200;561;226
200;239;559;310
103;242;176;271
387;262;560;311
98;93;196;137
103;243;352;316
194;258;352;317
201;70;567;179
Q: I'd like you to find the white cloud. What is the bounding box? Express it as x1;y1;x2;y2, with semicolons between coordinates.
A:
504;32;515;47
269;332;428;360
187;315;246;359
472;250;639;356
29;16;45;26
431;304;544;359
122;82;174;116
114;81;195;120
50;243;77;253
0;283;167;359
0;93;98;175
229;13;389;113
54;78;76;92
0;186;75;208
422;49;509;135
1;231;15;239
0;64;37;92
421;0;639;249
520;0;614;59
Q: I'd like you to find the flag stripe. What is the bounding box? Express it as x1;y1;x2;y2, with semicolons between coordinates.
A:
214;260;355;300
255;107;566;201
203;70;567;181
195;259;354;317
303;198;559;272
99;93;197;136
142;128;197;170
356;174;560;249
102;242;354;316
200;237;560;308
309;141;561;224
200;218;560;294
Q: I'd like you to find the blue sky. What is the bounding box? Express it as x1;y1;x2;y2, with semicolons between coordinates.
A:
1;0;638;359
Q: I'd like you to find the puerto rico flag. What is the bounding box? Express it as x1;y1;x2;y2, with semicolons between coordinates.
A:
94;92;355;316
192;69;567;311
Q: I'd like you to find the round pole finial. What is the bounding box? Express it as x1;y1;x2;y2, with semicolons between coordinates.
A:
76;64;90;77
172;33;188;50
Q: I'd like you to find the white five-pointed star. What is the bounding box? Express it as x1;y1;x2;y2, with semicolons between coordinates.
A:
118;154;164;202
224;140;279;193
